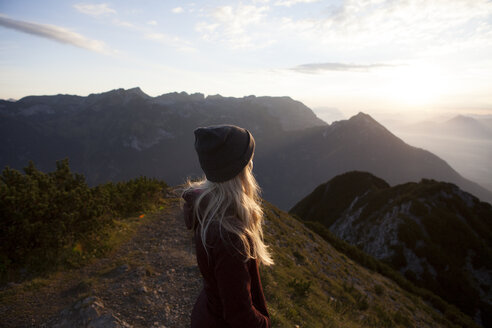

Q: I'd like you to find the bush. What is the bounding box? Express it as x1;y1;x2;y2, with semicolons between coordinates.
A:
374;284;384;296
0;159;167;282
95;176;167;217
288;277;311;298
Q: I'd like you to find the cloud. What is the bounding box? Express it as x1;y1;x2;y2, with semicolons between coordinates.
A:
275;0;319;7
98;12;193;53
279;0;492;51
196;4;272;49
172;7;184;14
112;18;135;28
144;32;195;52
197;0;492;58
291;62;391;73
73;3;116;16
0;14;113;54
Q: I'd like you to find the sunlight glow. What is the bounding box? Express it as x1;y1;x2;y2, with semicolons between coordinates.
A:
384;65;449;108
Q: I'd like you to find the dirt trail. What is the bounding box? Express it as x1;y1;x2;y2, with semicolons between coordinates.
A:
0;193;202;328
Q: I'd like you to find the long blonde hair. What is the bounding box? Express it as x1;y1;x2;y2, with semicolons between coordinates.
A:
184;161;274;266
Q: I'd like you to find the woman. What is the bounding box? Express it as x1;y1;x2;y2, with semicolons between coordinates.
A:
182;125;274;328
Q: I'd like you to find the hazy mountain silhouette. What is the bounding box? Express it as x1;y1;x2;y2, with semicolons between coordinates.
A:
391;114;492;201
290;171;492;327
1;88;491;209
258;112;492;207
400;114;492;140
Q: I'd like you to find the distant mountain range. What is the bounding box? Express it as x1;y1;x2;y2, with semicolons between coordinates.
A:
1;87;491;208
391;114;492;195
290;171;492;327
399;114;492;140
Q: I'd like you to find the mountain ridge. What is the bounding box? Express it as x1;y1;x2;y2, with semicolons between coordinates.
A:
290;171;492;327
1;87;491;208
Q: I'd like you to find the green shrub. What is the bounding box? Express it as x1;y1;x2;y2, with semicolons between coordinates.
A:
374;284;384;296
410;200;428;216
288;277;311;299
0;159;167;282
292;250;305;264
398;214;425;249
393;311;412;327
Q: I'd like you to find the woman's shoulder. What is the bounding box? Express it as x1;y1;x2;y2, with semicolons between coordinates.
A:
182;187;203;203
182;187;207;230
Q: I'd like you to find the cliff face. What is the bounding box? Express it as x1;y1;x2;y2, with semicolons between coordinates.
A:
290;171;492;327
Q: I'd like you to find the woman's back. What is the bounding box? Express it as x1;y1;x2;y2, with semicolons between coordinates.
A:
183;188;270;328
182;124;273;328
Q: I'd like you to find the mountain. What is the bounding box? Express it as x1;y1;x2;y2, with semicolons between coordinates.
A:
389;114;492;203
0;186;477;327
398;115;492;140
258;112;492;207
482;118;492;130
0;87;325;185
290;171;492;327
1;88;491;209
444;115;492;139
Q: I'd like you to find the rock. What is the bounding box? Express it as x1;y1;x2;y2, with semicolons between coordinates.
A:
185;265;198;273
7;282;19;288
103;264;130;278
133;266;147;278
53;296;131;328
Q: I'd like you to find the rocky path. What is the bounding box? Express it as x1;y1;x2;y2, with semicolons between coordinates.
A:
0;193;202;328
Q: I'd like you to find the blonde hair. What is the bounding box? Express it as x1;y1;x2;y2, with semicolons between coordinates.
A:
184;161;274;266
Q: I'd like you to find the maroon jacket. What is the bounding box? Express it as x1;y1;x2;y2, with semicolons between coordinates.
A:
183;189;271;328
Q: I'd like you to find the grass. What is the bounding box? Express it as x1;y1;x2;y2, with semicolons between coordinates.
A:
260;202;454;328
0;207;166;316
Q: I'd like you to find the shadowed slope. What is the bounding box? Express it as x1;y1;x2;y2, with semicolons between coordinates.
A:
0;188;475;327
290;172;492;327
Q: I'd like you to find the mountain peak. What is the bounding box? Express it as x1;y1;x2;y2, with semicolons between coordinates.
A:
154;91;205;104
206;94;224;100
349;112;378;124
343;112;391;134
446;114;477;125
94;87;149;99
126;87;150;98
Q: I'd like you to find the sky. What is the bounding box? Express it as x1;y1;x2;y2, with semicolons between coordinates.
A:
1;0;492;121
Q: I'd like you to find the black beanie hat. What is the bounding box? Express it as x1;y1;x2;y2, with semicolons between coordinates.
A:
194;125;255;182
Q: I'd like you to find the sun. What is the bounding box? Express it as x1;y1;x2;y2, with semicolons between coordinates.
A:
384;64;448;108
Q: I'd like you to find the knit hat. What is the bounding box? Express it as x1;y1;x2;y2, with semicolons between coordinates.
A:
194;125;255;182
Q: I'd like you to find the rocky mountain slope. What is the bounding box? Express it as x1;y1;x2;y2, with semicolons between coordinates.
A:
0;189;471;328
1;88;491;209
290;171;492;327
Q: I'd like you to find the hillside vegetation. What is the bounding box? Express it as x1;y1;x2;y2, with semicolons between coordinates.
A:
291;171;492;327
260;202;476;328
0;162;468;327
0;159;167;283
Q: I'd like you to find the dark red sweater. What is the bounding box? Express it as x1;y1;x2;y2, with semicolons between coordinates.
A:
183;189;271;328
